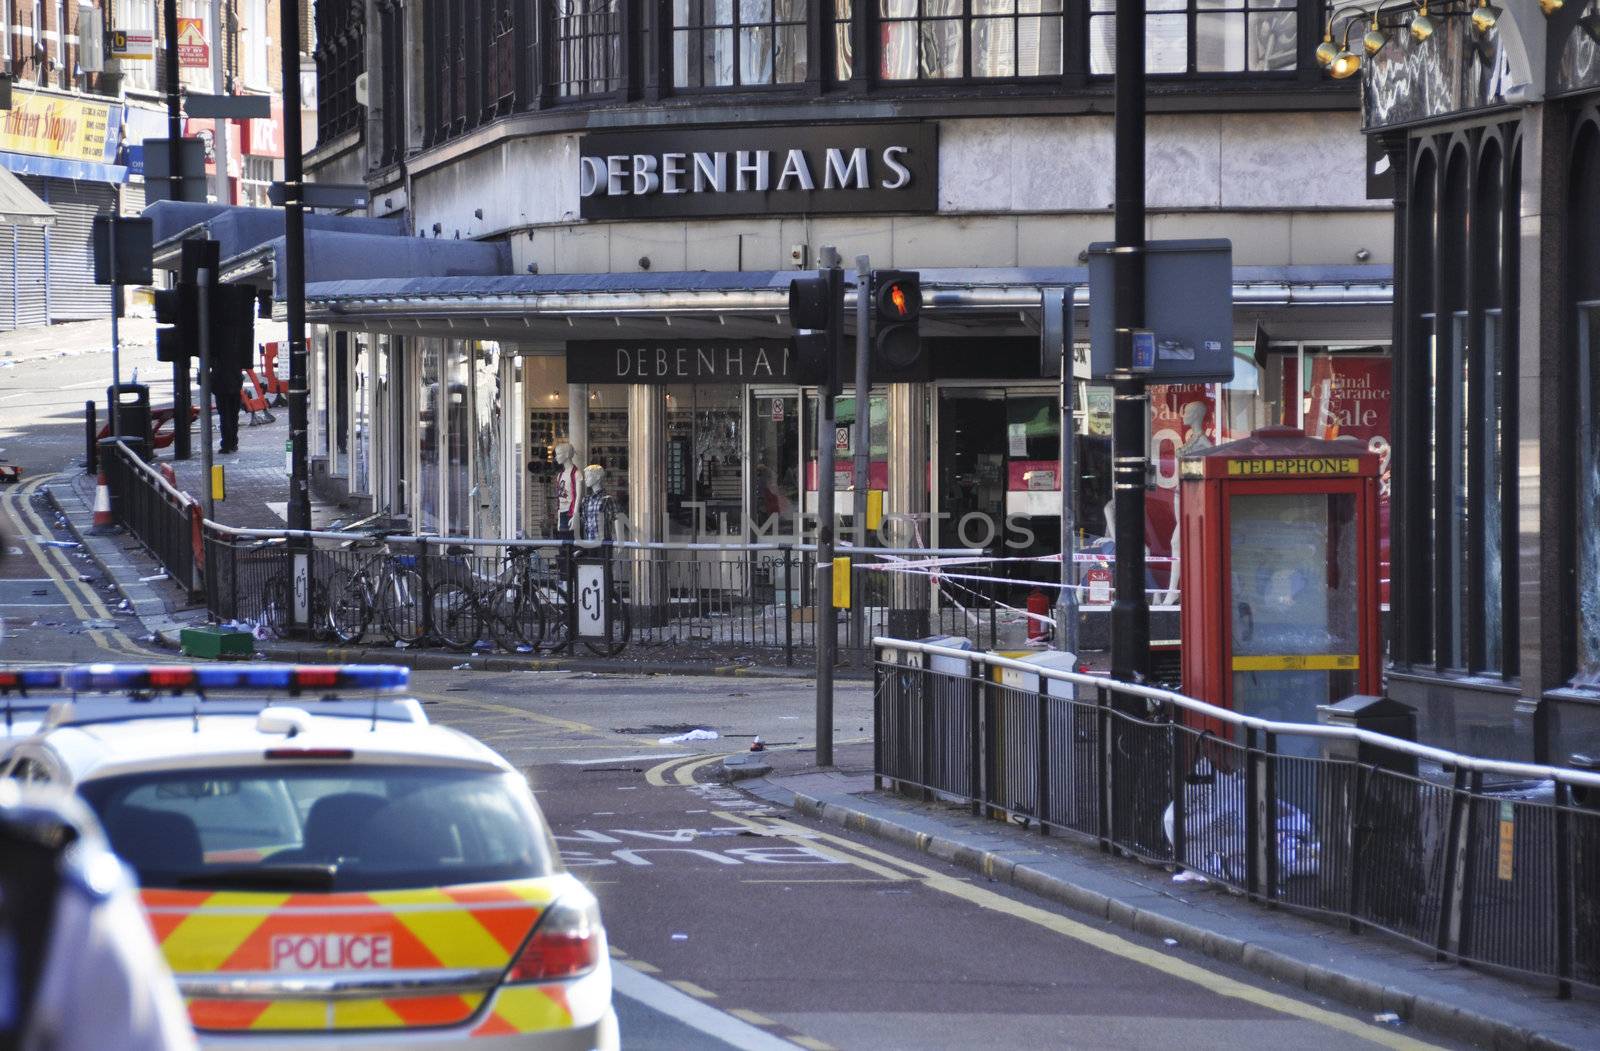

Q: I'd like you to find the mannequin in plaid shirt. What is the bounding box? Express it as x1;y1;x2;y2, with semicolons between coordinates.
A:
578;464;618;542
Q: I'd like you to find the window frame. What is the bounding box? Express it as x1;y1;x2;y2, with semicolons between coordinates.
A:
669;0;811;93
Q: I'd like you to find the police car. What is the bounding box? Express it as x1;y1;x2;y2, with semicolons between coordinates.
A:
0;663;619;1050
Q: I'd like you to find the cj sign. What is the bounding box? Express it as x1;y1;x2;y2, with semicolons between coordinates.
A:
578;124;938;220
566;339;793;384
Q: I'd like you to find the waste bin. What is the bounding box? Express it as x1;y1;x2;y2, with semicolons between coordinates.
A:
1316;693;1418;778
106;383;153;460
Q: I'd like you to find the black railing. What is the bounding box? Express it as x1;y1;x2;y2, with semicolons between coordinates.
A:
102;441;199;595
873;638;1600;997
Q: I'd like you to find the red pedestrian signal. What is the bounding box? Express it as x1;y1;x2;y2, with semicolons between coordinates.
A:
870;270;925;381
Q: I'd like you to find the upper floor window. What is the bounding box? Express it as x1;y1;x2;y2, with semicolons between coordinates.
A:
673;0;808;88
315;0;365;142
878;0;1064;80
1088;0;1298;75
554;0;622;98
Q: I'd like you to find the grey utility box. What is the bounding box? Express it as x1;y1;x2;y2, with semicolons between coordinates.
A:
1317;694;1418;777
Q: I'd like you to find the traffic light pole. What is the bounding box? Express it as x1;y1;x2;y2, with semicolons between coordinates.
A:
198;268;216;520
1110;0;1151;683
850;254;870;651
164;0;181;203
108;216;121;442
815;254;843;769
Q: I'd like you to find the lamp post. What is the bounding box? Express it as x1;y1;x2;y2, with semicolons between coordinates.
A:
281;0;310;532
1110;0;1150;684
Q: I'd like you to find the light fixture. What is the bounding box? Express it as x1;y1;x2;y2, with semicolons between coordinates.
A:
1471;0;1501;32
1540;0;1563;15
1364;11;1388;55
1328;17;1364;78
1316;29;1340;67
1582;7;1600;42
1410;2;1436;41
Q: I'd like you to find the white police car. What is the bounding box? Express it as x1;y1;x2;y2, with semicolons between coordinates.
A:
0;663;619;1050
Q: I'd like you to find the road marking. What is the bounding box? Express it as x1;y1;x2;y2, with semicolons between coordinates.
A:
739;878;888;884
673;754;729;786
790;1037;838;1051
563;752;692;766
719;813;1437;1050
419;695;619;739
668;979;718;1000
610;962;802;1051
712;811;908;881
730;1008;778;1027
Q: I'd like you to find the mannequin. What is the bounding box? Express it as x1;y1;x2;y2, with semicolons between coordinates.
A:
578;464;618;542
553;442;581;538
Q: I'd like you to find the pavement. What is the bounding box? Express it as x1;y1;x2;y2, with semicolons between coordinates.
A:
736;742;1600;1051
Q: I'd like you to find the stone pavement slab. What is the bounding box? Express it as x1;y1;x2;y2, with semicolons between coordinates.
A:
746;743;1600;1051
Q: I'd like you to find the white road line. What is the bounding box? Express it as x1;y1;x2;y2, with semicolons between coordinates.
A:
562;752;692;766
611;962;801;1051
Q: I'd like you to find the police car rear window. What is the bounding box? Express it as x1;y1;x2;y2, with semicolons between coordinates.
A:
80;765;558;891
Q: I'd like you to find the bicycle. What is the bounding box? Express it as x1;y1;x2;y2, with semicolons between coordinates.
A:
427;545;543;653
324;534;424;645
253;543;331;641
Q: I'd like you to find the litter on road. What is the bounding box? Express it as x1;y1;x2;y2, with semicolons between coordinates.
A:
658;729;719;744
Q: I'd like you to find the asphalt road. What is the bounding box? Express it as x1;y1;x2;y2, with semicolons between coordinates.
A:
418;671;1453;1051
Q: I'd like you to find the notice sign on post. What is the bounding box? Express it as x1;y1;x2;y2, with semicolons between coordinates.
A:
1087;239;1234;383
176;17;209;67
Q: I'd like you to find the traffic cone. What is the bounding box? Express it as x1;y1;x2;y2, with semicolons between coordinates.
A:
750;736;766;752
90;467;114;533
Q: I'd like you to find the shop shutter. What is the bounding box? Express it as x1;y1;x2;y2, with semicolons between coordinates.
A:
0;223;48;330
121;181;146;218
28;176;117;323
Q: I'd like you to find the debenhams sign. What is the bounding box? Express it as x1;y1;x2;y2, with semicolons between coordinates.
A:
578;124;937;221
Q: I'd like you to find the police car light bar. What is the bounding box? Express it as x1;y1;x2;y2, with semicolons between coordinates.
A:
62;664;410;694
0;668;67;693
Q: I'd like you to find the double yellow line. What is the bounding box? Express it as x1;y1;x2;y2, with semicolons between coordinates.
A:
639;751;1439;1050
1;474;163;662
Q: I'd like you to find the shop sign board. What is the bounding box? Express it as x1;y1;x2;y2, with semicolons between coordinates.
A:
0;91;122;163
177;17;209;67
1086;239;1234;383
108;28;155;61
566;339;794;384
577;123;938;220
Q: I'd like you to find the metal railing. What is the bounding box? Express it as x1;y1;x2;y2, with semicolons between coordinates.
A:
102;441;200;595
873;637;1600;997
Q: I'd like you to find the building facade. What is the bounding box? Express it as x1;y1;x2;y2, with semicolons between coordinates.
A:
299;2;1394;672
1361;0;1600;762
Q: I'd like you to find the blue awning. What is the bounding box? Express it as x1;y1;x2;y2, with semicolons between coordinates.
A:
266;231;509;300
146;202;410;270
0;150;127;183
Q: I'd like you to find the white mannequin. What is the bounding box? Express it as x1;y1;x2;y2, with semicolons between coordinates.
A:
578;464;617;542
1177;400;1212;457
554;441;581;536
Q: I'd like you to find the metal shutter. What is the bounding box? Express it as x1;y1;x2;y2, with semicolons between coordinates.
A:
0;223;48;330
121;181;146;217
27;176;117;323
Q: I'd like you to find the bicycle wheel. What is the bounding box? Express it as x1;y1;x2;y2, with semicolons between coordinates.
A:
484;582;530;652
258;575;293;639
378;566;425;644
326;568;371;644
537;582;573;653
429;582;480;651
582;588;632;656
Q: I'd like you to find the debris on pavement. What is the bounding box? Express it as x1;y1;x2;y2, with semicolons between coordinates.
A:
658;728;719;744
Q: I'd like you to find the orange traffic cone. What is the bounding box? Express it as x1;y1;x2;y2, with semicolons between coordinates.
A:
90;467;114;533
750;736;766;753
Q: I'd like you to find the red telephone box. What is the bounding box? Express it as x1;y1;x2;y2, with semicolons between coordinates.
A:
1179;427;1381;736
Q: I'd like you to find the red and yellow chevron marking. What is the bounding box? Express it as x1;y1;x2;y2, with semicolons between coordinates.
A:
141;879;561;1033
471;986;575;1037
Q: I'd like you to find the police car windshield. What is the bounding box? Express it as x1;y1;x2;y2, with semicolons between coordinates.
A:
80;765;558;891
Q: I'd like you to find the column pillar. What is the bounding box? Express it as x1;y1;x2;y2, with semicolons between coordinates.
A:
567;383;589;463
887;382;929;636
628;384;668;626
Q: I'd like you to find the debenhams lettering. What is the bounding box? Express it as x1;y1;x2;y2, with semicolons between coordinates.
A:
580;145;913;200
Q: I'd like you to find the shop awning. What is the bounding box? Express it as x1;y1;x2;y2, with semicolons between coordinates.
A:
0;150;127;184
145;202;409;272
218;231;511;299
0;165;55;227
301;264;1393;345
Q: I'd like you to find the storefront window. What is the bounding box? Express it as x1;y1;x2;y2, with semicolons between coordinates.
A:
418;340;441;532
445;341;471;536
1577;304;1600;684
673;0;807;88
1089;0;1297;75
666;385;744;541
312;331;329;459
373;336;390;512
1482;310;1505;669
587;386;630;520
750;391;800;537
472;342;504;539
805;390;887;529
554;0;622;97
352;333;370;496
332;333;350;478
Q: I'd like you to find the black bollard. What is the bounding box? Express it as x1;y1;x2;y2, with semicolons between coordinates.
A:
85;401;98;474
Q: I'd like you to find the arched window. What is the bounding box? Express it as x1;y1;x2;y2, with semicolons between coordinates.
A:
1401;145;1437;666
1437;144;1469;670
1569;120;1600;684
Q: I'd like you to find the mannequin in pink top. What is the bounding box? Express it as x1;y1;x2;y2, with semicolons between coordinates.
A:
554;442;581;539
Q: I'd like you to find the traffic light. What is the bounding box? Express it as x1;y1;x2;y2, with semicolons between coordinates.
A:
870;270;925;382
153;284;196;363
787;271;843;389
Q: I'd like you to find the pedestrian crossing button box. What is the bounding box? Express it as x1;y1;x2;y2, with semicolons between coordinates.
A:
1179;426;1381;746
